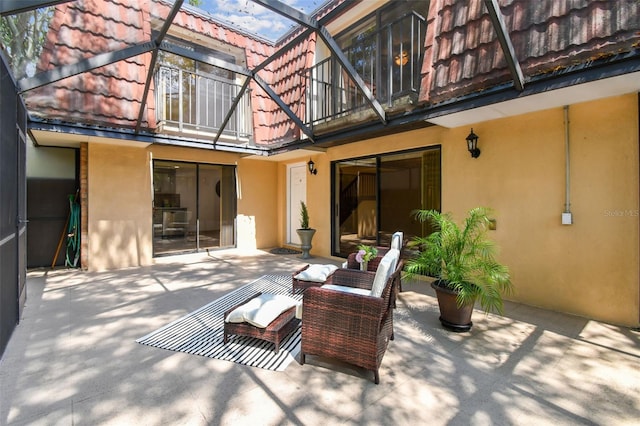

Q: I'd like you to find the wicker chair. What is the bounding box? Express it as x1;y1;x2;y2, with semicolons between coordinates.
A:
345;231;404;270
344;232;405;298
300;256;404;384
345;252;383;272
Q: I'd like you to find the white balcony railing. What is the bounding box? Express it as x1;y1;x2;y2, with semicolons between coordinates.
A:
155;66;252;142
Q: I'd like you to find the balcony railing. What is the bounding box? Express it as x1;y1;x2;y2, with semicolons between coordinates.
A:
155;66;253;142
303;11;426;125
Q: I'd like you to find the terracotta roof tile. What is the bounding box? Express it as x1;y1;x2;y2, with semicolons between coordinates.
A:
28;0;152;129
25;0;639;147
421;0;640;105
254;34;319;145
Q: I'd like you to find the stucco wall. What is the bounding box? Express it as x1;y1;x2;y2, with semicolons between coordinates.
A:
83;95;638;326
286;154;332;257
150;147;280;250
86;144;282;270
236;158;279;250
443;96;639;326
87;143;153;271
299;94;639;326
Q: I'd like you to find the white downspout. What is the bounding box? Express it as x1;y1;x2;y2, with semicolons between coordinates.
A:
562;105;573;225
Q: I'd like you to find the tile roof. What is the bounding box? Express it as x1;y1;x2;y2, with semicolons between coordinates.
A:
252;0;346;145
28;0;151;129
254;34;318;145
29;0;278;141
26;0;344;147
22;0;640;148
420;0;640;105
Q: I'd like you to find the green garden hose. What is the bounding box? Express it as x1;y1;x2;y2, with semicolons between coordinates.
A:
65;193;81;268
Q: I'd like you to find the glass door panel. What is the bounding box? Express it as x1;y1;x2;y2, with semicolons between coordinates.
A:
333;147;441;257
334;158;377;256
153;161;197;255
220;166;236;247
379;152;421;246
379;150;440;245
197;164;221;250
154;161;237;255
421;148;442;236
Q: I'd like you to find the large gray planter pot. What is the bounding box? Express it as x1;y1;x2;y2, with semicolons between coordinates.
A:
296;228;316;259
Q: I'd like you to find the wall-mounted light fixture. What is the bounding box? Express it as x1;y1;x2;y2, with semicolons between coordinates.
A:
307;159;317;175
394;50;409;66
466;128;481;158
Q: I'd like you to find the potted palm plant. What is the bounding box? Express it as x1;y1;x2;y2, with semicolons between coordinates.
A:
405;207;512;332
296;201;316;259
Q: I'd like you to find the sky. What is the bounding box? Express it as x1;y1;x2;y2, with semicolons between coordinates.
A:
197;0;327;42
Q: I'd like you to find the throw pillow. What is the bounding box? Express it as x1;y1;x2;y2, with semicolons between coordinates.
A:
370;248;399;298
294;264;339;282
226;293;299;328
391;231;404;250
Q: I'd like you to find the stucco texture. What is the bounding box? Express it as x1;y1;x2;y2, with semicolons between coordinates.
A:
87;143;153;271
442;95;639;327
236;158;279;250
83;95;638;326
309;94;639;326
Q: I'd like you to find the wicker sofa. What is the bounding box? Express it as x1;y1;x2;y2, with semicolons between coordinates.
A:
300;250;403;384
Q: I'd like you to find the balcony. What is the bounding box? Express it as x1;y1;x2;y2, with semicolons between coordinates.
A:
303;11;426;128
153;11;425;144
155;66;253;143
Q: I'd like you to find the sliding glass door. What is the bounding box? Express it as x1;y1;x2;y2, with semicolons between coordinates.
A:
332;146;441;257
153;160;236;256
333;157;378;254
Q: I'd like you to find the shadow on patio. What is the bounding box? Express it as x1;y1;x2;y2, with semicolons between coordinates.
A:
1;249;638;425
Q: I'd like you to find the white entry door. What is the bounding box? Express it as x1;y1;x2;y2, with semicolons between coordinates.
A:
287;163;307;245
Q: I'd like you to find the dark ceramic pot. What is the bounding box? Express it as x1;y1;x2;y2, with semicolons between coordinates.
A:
431;280;474;332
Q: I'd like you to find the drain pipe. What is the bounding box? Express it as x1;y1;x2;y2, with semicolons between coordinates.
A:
562;105;573;225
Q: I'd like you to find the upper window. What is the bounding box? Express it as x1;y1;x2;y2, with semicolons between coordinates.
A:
153;35;253;142
159;36;237;80
336;1;428;103
305;0;428;125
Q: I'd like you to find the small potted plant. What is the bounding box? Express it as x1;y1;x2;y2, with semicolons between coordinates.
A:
405;207;512;332
296;201;316;259
355;244;378;271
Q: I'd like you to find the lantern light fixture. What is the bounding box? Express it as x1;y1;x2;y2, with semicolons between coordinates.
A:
307;159;317;175
466;128;481;158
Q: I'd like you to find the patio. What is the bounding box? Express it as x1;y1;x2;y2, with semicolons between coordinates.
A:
1;249;638;425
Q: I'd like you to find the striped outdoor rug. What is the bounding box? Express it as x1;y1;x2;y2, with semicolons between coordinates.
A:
136;274;302;372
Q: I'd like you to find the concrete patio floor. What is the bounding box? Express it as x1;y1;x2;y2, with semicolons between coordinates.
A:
1;249;638;425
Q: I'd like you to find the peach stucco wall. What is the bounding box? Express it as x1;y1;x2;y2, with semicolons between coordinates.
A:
236;158;279;249
441;96;639;327
87;143;153;271
83;94;638;326
296;94;639;326
85;144;280;271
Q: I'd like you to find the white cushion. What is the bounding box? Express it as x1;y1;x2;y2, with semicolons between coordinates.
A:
294;264;338;282
225;293;299;328
391;231;403;250
370;249;399;298
321;284;372;296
